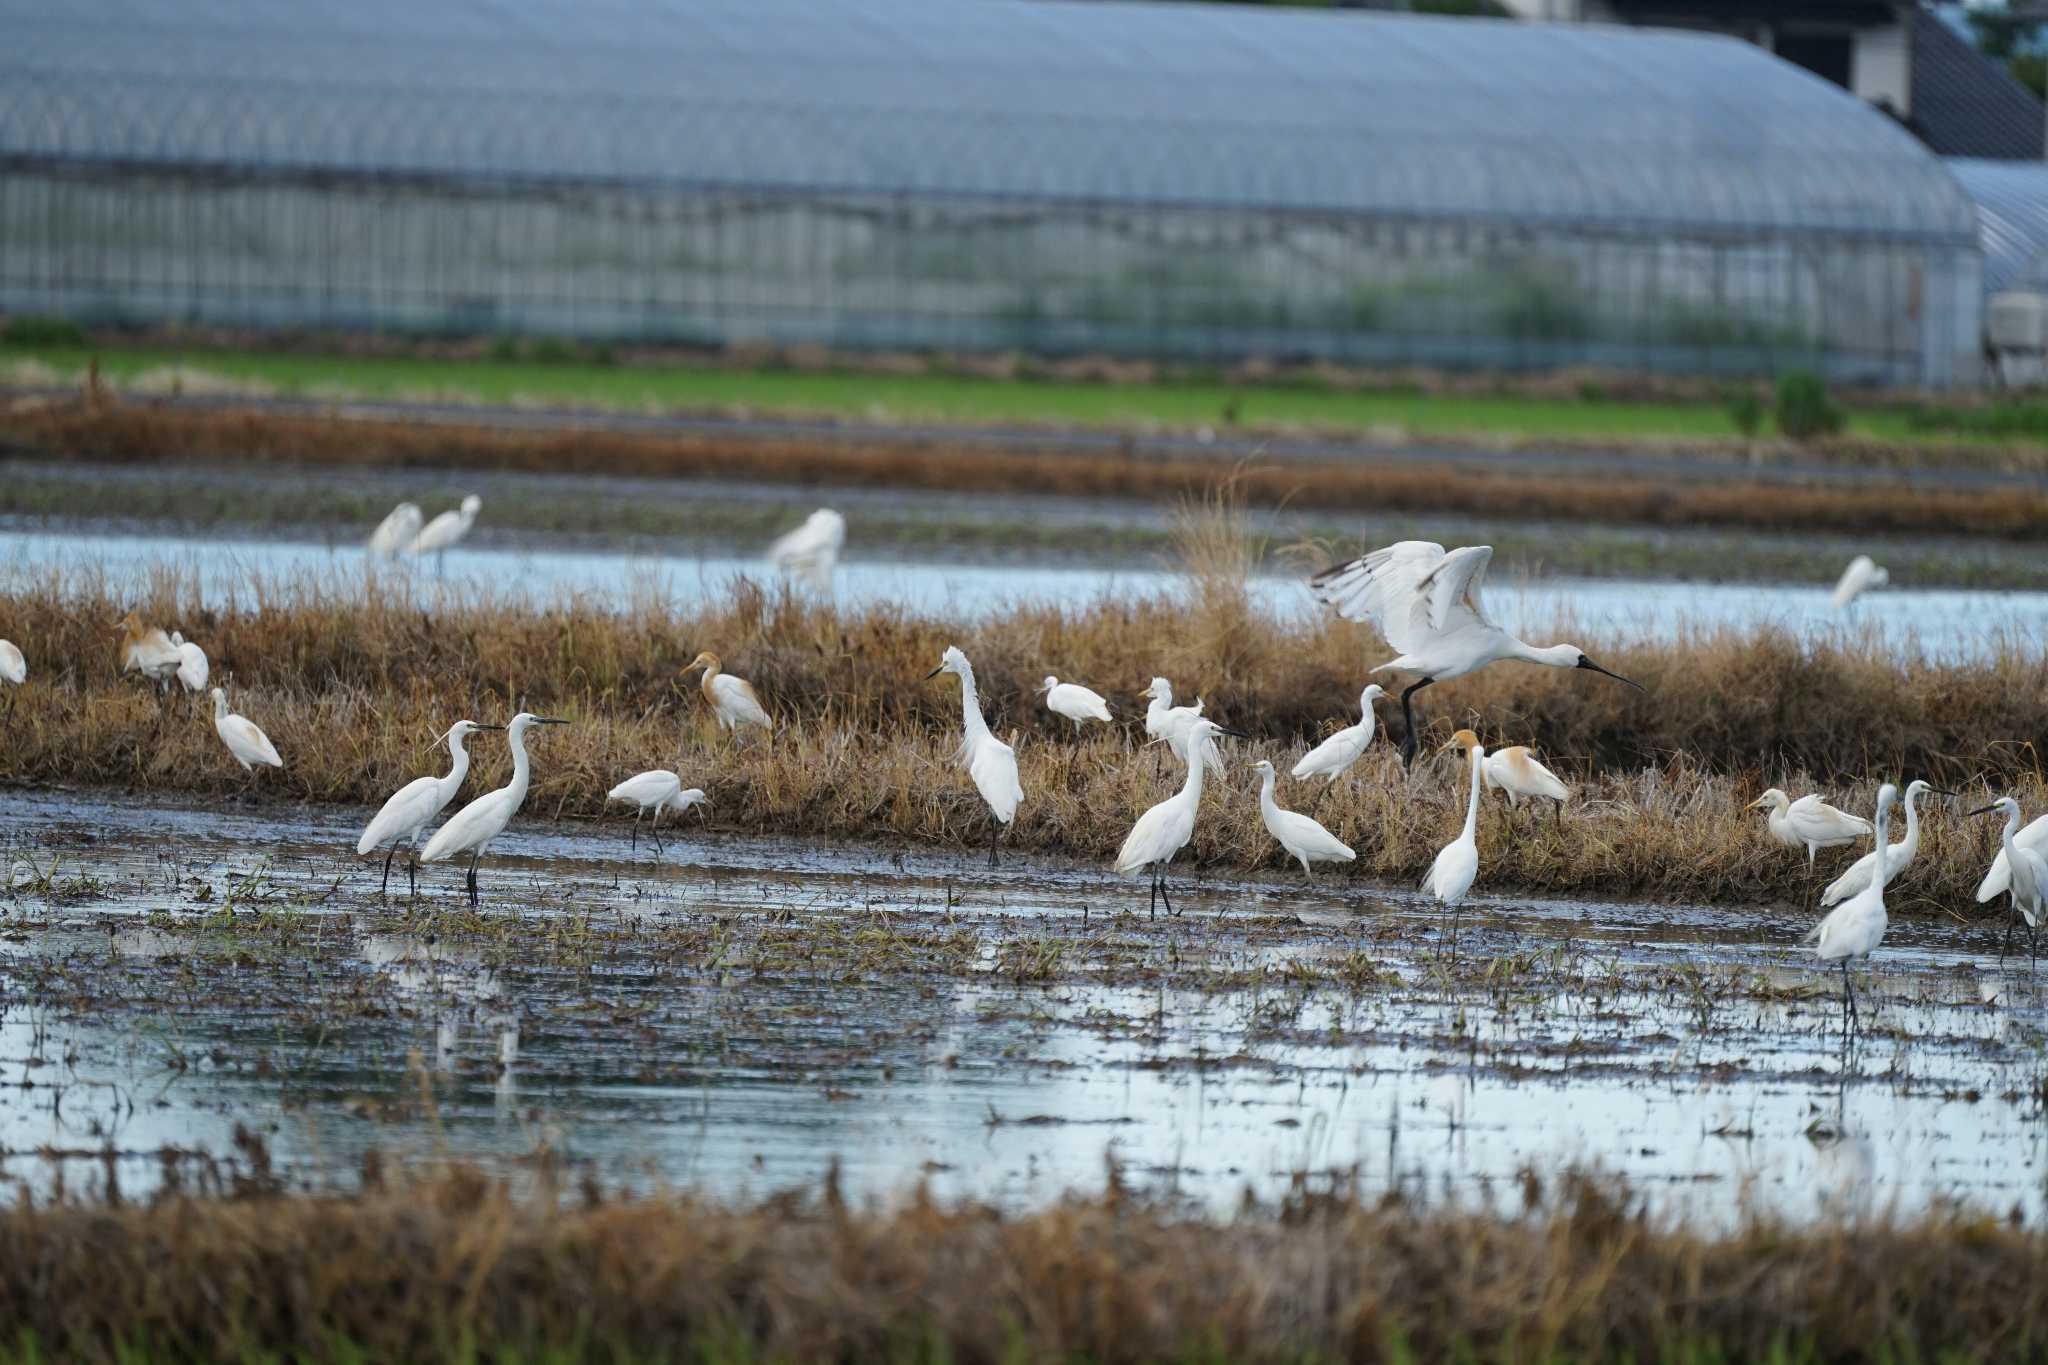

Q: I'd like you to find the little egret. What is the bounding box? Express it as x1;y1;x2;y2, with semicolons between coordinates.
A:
1808;782;1899;1031
1426;736;1485;914
606;770;710;855
766;509;846;593
1139;678;1223;777
357;719;498;896
1115;718;1241;917
408;495;482;568
682;651;772;734
1974;807;2048;904
927;646;1024;867
210;687;283;781
1969;796;2048;964
1310;542;1641;768
1249;759;1355;880
420;712;568;908
1291;684;1384;785
117;612;182;693
1039;676;1112;734
1830;555;1888;610
169;631;209;694
1449;729;1569;828
367;502;423;559
1747;789;1872;869
0;639;23;687
1820;779;1949;908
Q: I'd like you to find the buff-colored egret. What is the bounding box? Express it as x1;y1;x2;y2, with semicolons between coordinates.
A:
1426;736;1485;914
1830;555;1888;610
1449;728;1569;828
117;612;182;693
368;502;423;559
1969;796;2048;964
1310;542;1641;768
927;646;1024;867
357;719;498;895
1139;677;1222;778
606;770;710;855
420;712;567;908
169;630;208;694
1249;759;1354;880
1116;718;1240;917
1747;789;1872;869
210;687;282;782
682;651;772;734
1039;676;1112;733
766;508;846;593
1975;807;2048;904
1821;779;1949;908
1292;684;1384;785
1809;783;1899;1031
409;495;482;568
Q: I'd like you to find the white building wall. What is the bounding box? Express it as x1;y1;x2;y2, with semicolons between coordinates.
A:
1852;21;1911;115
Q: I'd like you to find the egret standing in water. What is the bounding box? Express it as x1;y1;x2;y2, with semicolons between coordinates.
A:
1830;555;1888;610
1969;796;2048;964
1310;542;1641;769
927;646;1023;867
1291;684;1384;787
1820;779;1949;908
368;502;423;559
682;651;772;736
357;719;497;896
420;712;568;908
1249;759;1354;881
766;508;846;593
1116;718;1240;917
1747;788;1872;870
605;770;710;856
408;495;482;571
1426;734;1486;940
210;687;283;786
1038;676;1112;734
1808;783;1899;1032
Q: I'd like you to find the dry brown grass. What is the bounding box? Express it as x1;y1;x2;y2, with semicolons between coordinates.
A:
2;1163;2045;1363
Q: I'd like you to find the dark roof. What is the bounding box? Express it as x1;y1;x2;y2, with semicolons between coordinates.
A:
1909;8;2045;160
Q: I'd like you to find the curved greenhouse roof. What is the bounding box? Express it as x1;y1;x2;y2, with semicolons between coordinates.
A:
0;0;1979;242
1948;158;2048;295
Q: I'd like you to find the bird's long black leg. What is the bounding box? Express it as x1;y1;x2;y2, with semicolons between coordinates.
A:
466;851;480;909
652;809;666;859
1148;873;1159;921
1843;961;1857;1034
630;809;640;852
1398;678;1435;771
407;853;418;899
380;845;396;896
988;820;1000;870
2001;908;2017;964
1160;877;1177;918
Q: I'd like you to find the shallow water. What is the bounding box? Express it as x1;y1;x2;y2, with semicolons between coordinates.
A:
2;788;2045;1222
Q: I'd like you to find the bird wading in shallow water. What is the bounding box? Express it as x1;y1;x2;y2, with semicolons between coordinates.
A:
408;494;482;571
927;646;1024;868
368;502;423;560
357;719;498;896
1808;783;1900;1034
1969;796;2048;965
766;508;846;593
606;770;710;857
1116;717;1243;918
420;712;568;909
1425;733;1486;948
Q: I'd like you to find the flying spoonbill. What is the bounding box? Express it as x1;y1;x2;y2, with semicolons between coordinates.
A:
1039;676;1112;734
1830;555;1888;610
1449;729;1569;828
368;502;423;559
1310;542;1640;769
1115;717;1241;917
1820;779;1949;908
1747;788;1872;869
606;770;710;855
210;687;283;784
1249;759;1354;880
420;712;568;908
766;509;846;592
408;495;482;569
682;651;772;735
1970;796;2048;964
357;719;498;895
928;646;1024;867
1291;684;1384;787
1139;677;1223;778
1808;782;1899;1031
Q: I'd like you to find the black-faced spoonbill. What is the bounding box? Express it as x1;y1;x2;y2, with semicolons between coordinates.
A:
682;651;772;735
927;645;1024;868
606;770;710;855
1809;782;1899;1031
357;719;498;896
419;712;568;908
1039;676;1112;734
1969;796;2048;964
1115;717;1241;917
1249;759;1354;881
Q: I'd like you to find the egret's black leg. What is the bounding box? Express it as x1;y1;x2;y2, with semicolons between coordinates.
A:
1160;877;1177;918
466;850;480;909
380;845;396;895
630;809;641;852
1842;960;1857;1033
2001;909;2017;964
407;854;418;898
1398;678;1435;771
988;820;1000;869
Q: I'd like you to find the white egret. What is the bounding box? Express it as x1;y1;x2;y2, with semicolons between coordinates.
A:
357;719;498;896
766;508;846;593
605;770;710;855
0;639;23;687
1115;717;1240;917
1310;542;1641;768
169;630;209;694
1969;796;2048;964
1138;678;1223;778
1974;808;2048;904
1746;789;1872;869
1820;779;1949;908
117;612;182;692
419;712;568;908
1808;782;1899;1031
1425;735;1485;915
1249;759;1354;880
927;645;1024;867
1291;684;1384;785
210;687;283;781
1830;555;1888;610
367;502;423;559
682;651;772;734
408;495;482;568
1450;728;1569;828
1039;676;1112;734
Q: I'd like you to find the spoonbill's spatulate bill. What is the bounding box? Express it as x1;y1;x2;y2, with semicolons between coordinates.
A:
1747;788;1873;869
1970;796;2048;963
357;719;498;895
1809;782;1899;1031
1249;759;1354;880
420;712;568;908
928;645;1024;867
766;508;846;593
606;769;709;855
1820;779;1949;908
210;687;283;778
683;651;772;734
1039;676;1112;733
1310;542;1641;769
1291;684;1384;784
367;502;423;559
1830;554;1888;609
1115;718;1241;917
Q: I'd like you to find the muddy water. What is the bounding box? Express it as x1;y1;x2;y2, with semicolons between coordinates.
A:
2;787;2045;1222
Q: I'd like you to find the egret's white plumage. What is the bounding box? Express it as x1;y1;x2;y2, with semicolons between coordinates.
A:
168;630;209;693
606;769;710;854
1450;728;1569;821
683;651;772;733
419;712;567;906
1116;718;1234;917
1820;779;1942;908
357;719;494;894
928;646;1024;866
368;502;423;559
210;687;283;773
1747;788;1873;869
1425;739;1485;909
408;495;482;559
0;639;23;687
766;508;846;592
118;612;183;689
1310;542;1641;767
1039;676;1112;732
1139;677;1223;777
1291;684;1384;784
1250;759;1354;879
1809;783;1899;1030
1970;796;2048;962
1830;555;1888;610
1975;809;2048;903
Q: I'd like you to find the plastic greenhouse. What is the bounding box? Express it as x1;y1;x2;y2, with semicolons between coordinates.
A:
0;0;1986;385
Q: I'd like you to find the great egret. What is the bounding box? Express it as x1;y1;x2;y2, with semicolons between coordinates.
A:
1249;759;1354;880
606;770;710;855
420;712;568;908
1449;729;1569;828
927;646;1024;867
1830;555;1888;610
1138;678;1223;778
117;612;182;692
1115;717;1240;917
682;651;772;734
169;631;209;694
1310;542;1640;768
210;687;283;780
1426;736;1484;914
0;640;23;687
357;719;498;896
1809;783;1899;1031
1969;796;2048;964
1820;779;1949;908
1039;676;1112;734
1747;789;1872;869
766;508;846;593
368;502;423;559
1974;808;2048;904
1291;684;1384;785
408;495;482;568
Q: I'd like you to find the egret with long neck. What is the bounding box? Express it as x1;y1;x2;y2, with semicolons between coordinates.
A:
1809;783;1900;1032
419;712;568;908
927;646;1023;867
1116;718;1242;917
357;719;499;896
1969;796;2048;965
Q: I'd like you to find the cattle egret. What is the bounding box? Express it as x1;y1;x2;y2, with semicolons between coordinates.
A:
368;502;423;559
1310;542;1641;768
682;651;772;734
1449;728;1569;827
357;719;498;896
1830;555;1888;610
1039;676;1112;733
1115;718;1241;917
927;645;1024;866
168;631;209;694
766;508;846;592
1969;797;2048;964
1426;736;1485;913
606;770;710;855
117;612;182;692
408;495;482;567
1139;677;1223;778
1292;684;1384;785
1820;779;1949;908
1249;759;1354;880
420;712;568;908
1974;808;2048;904
0;640;23;687
1809;783;1899;1031
210;687;283;780
1747;789;1873;869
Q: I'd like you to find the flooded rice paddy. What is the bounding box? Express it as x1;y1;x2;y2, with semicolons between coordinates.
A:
2;787;2046;1224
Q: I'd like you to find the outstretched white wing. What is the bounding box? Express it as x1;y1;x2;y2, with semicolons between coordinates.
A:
1311;541;1494;654
1414;545;1495;636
